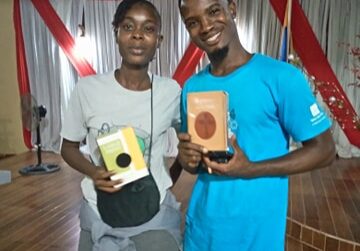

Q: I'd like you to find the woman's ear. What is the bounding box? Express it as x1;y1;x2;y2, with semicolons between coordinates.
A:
157;34;164;48
115;29;119;44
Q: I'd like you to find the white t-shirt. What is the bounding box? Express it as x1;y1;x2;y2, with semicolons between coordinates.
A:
61;71;181;215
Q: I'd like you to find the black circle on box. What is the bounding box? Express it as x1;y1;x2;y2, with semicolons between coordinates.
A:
116;153;132;168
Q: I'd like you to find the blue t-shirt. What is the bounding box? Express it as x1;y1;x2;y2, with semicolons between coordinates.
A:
181;54;331;251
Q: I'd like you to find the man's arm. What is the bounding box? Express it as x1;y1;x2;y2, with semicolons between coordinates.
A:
61;139;122;192
203;129;336;178
177;133;205;175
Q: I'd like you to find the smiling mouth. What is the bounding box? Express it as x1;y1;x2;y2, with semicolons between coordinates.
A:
204;32;221;45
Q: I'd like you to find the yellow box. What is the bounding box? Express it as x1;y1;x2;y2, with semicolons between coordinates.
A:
96;127;149;187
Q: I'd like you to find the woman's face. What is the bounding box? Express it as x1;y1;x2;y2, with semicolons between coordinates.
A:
116;3;162;68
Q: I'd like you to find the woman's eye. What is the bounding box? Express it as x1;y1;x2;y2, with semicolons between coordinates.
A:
123;24;133;31
144;26;156;33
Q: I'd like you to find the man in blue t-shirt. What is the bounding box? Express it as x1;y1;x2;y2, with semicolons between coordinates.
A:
177;0;336;250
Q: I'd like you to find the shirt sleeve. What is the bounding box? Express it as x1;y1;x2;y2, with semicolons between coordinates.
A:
171;83;182;132
180;84;188;133
60;85;87;142
277;68;331;142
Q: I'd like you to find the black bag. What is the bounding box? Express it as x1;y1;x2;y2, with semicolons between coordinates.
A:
97;74;160;228
96;172;160;228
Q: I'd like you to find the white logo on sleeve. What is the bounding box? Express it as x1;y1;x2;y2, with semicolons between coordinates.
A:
310;103;321;117
309;103;326;126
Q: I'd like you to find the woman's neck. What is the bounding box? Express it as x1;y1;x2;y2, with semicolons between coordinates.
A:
115;67;151;91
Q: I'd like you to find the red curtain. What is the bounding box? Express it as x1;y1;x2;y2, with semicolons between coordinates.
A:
270;0;360;147
173;42;204;87
13;0;32;149
31;0;96;77
14;0;97;148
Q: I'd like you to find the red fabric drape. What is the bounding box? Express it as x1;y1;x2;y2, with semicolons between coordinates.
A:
31;0;96;77
173;42;204;87
13;0;32;149
270;0;360;147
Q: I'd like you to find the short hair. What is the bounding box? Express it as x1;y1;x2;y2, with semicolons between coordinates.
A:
112;0;161;32
178;0;232;9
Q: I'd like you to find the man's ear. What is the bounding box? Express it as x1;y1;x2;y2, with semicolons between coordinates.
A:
228;1;237;19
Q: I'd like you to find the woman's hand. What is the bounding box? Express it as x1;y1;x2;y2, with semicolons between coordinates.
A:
90;169;123;193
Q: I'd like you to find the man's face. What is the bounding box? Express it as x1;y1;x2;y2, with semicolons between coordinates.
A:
179;0;237;55
116;3;162;68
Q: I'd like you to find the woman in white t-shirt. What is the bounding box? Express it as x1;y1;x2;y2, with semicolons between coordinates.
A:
61;1;182;250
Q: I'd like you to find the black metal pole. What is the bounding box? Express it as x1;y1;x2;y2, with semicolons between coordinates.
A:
36;124;42;166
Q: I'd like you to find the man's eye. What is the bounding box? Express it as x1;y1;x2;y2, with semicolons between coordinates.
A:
209;8;220;15
186;21;197;29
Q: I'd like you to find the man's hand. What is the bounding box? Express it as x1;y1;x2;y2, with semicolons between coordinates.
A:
203;129;336;178
203;135;254;177
90;169;123;193
177;133;206;174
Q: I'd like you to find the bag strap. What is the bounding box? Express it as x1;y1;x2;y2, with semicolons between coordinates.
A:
148;74;154;169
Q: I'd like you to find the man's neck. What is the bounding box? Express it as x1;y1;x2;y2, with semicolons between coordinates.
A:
209;44;252;76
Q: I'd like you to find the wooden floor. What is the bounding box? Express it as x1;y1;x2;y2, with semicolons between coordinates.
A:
0;152;82;251
286;157;360;251
0;152;359;251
